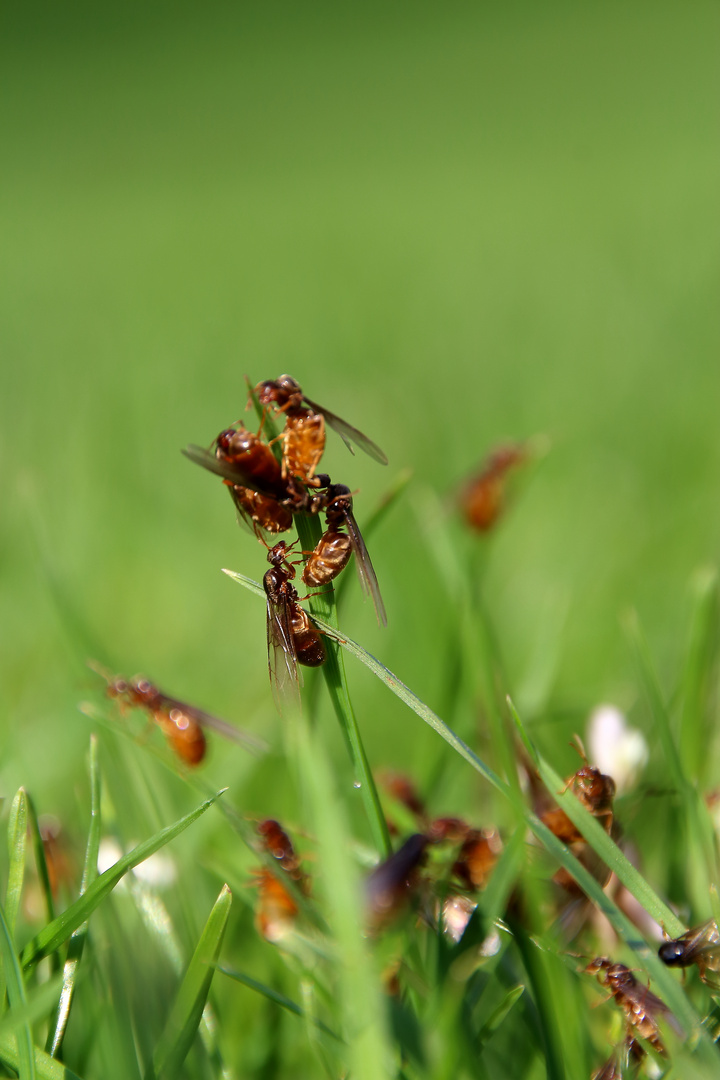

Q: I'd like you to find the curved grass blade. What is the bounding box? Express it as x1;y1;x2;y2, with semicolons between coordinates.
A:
218;967;343;1043
22;790;225;971
0;1031;84;1080
0;904;35;1079
293;708;392;1078
1;789;29;1010
26;794;56;928
146;884;232;1080
49;736;101;1058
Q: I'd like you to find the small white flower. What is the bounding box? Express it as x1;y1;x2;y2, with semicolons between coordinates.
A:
587;704;648;793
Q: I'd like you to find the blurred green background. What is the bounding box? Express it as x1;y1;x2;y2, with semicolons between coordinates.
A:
2;0;719;814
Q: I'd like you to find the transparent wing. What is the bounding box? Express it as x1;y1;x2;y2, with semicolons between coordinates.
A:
153;692;267;755
266;594;302;714
302;396;388;465
343;506;387;626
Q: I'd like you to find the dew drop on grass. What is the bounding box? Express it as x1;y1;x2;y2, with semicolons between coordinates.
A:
353;781;362;789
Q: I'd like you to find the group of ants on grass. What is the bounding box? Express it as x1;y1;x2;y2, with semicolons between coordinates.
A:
93;374;719;1079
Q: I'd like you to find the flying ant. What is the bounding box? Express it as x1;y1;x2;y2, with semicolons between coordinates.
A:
263;542;326;712
584;957;680;1054
459;443;526;532
92;663;264;765
183;424;295;537
541;758;616;846
255;374;388;486
301;484;387;626
658;919;720;986
539;742;616;897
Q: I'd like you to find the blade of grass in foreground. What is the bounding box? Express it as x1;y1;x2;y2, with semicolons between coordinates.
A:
146;884;232;1080
218;967;343;1043
0;905;35;1080
22;790;225;971
49;736;102;1058
0;1030;84;1080
294;707;393;1079
0;789;28;1010
625;609;719;913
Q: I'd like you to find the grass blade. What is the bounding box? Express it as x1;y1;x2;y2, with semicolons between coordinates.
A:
0;789;29;1010
679;568;718;782
218;967;343;1042
147;883;232;1080
49;736;102;1058
22;789;225;971
0;1031;84;1080
294;707;393;1079
0;904;35;1079
624;610;719;911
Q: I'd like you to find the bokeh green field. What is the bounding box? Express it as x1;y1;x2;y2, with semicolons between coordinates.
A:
2;2;719;1075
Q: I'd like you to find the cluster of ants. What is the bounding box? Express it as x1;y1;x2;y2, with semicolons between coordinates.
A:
91;378;720;1077
184;374;388;711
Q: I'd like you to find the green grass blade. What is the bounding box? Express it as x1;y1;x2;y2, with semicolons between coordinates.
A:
294;707;393;1079
1;789;29;1009
0;1031;84;1080
49;736;102;1058
0;904;35;1080
218;967;343;1042
623;609;684;789
22;789;225;971
0;975;64;1040
679;568;718;781
147;883;232;1080
25;794;56;928
476;984;524;1042
624;610;719;910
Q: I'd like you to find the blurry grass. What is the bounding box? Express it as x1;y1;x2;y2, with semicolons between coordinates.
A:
1;1;720;1076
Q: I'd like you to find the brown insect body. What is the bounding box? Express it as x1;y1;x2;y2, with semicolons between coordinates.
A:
257;819;307;887
263;547;326;712
256;375;388;480
585;958;678;1053
452;828;502;891
541;761;616;896
215;425;287;497
542;766;616;846
97;668;262;765
658;919;720;983
302;484;387;626
254;869;299;941
460;444;525;532
183;426;296;537
366;834;429;929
